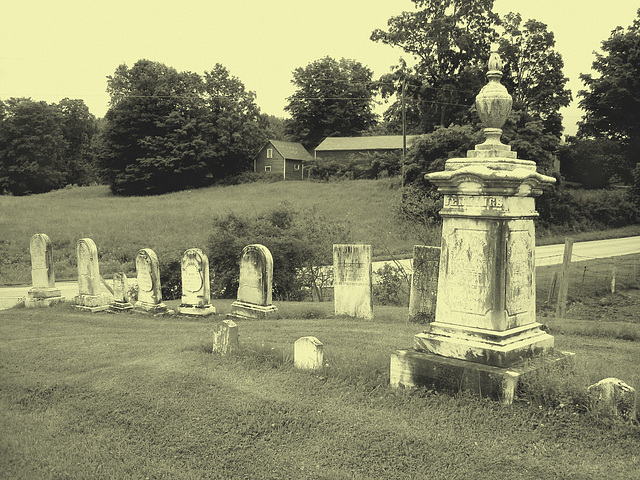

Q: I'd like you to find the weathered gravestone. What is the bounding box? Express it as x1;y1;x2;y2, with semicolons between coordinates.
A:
294;336;324;370
134;248;171;315
73;238;111;312
228;244;277;319
390;51;572;403
333;244;373;320
111;272;133;311
408;245;440;324
212;319;239;355
588;378;637;422
179;248;215;316
25;233;64;308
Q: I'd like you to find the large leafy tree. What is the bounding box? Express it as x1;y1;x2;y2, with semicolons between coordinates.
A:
285;56;377;149
56;98;99;185
371;0;498;132
0;98;68;195
578;8;640;169
98;60;265;195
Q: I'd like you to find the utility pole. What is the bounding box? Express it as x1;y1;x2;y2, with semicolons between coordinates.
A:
401;77;407;192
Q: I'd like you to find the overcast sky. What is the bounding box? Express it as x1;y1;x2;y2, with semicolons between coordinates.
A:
1;1;637;136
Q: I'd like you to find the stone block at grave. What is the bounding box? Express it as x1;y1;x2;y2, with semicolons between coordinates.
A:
134;248;171;315
229;244;277;319
111;272;134;311
333;244;373;320
588;378;637;422
179;248;216;316
294;336;324;370
212;320;239;355
73;238;111;312
390;51;573;403
25;233;64;308
408;245;440;324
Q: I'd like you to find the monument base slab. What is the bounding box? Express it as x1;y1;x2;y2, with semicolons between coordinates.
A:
25;295;65;308
390;349;575;404
110;301;134;312
414;322;554;368
179;304;216;316
73;294;111;311
28;288;62;299
134;301;173;316
228;301;277;320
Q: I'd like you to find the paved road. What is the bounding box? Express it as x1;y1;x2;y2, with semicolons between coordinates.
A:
1;236;638;310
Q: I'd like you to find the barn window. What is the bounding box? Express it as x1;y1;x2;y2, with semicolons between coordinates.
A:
265;166;271;172
294;164;300;170
266;148;273;159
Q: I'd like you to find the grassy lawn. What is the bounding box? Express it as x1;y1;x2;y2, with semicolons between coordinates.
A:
1;301;639;479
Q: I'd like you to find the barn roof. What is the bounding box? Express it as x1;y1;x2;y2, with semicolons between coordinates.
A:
268;140;313;161
314;135;421;152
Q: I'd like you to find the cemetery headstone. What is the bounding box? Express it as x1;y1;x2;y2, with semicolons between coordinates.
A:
294;336;324;370
212;320;239;355
179;248;215;316
408;245;440;324
588;378;637;422
111;272;134;311
25;233;64;307
333;244;373;320
228;244;277;319
390;51;572;403
73;238;111;312
134;248;172;315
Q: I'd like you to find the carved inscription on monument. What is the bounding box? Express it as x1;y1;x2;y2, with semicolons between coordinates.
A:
447;229;492;315
445;195;504;210
136;255;154;293
506;231;533;315
182;261;203;293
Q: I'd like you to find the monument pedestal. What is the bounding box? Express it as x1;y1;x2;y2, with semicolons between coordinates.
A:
110;301;134;312
134;301;173;316
228;301;277;320
25;288;64;308
390;349;575;404
179;304;216;316
73;294;111;312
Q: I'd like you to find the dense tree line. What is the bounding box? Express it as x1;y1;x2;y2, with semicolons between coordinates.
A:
0;98;98;195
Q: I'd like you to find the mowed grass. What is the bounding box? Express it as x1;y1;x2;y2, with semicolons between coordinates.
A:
1;302;640;479
0;180;426;284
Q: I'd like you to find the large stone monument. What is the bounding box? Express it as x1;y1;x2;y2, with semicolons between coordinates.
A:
390;51;572;402
73;238;111;312
408;245;440;324
228;244;277;319
134;248;171;315
179;248;216;316
25;233;64;308
333;244;373;320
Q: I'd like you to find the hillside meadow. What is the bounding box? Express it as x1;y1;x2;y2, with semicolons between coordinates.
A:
2;179;640;285
0;179;427;284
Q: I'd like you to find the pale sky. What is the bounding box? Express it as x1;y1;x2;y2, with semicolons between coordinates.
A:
1;1;637;136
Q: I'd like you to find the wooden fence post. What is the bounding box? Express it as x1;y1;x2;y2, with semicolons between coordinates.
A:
556;237;574;318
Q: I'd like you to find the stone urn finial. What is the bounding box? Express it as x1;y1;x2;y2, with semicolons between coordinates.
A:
475;49;512;148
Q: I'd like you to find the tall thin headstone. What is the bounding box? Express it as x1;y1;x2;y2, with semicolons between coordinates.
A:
228;244;277;319
134;248;171;315
333;244;373;320
111;272;133;311
179;248;216;316
25;234;64;307
408;245;440;323
73;238;111;312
